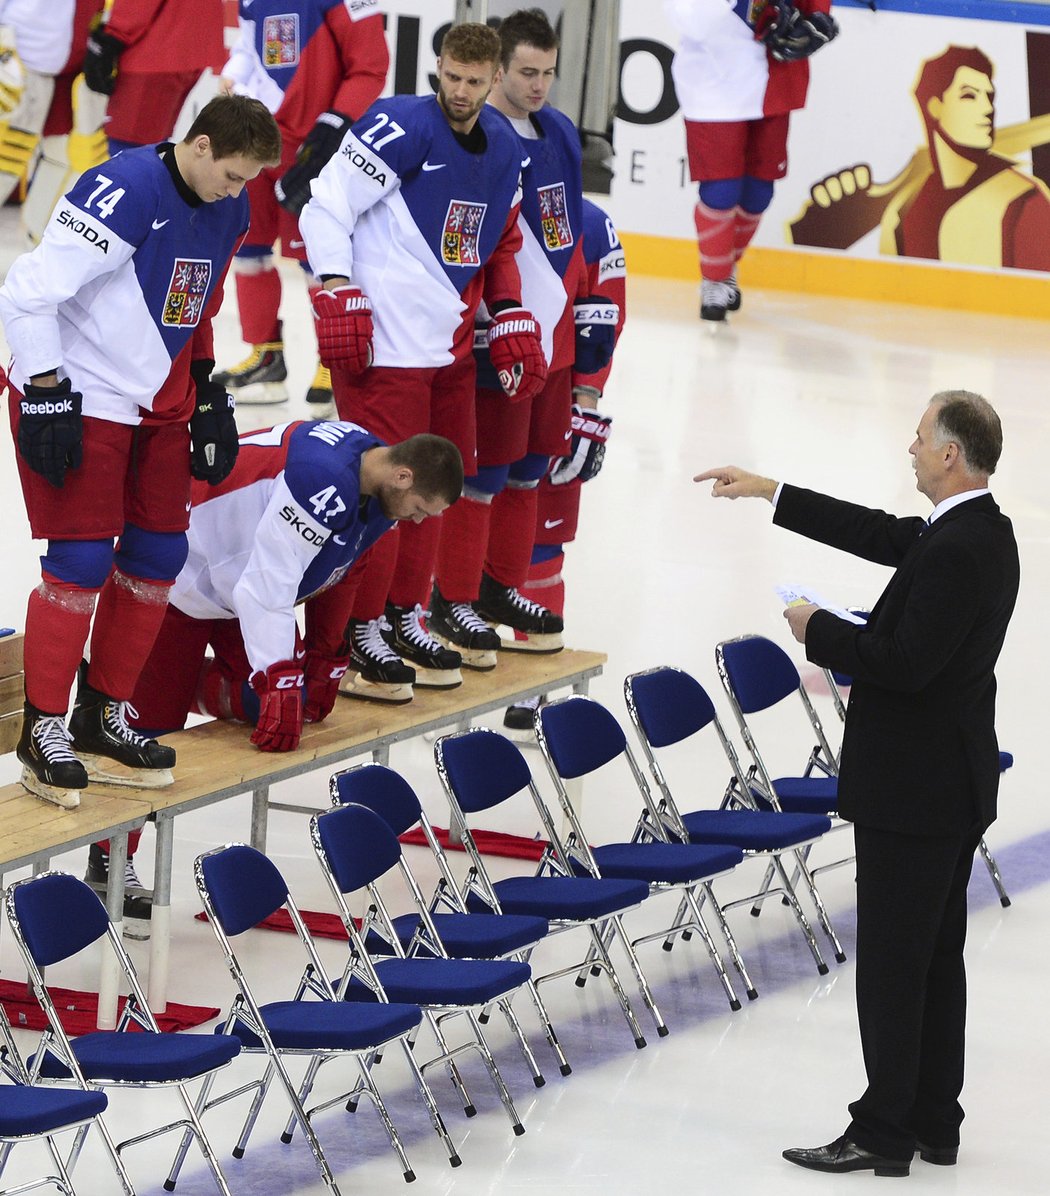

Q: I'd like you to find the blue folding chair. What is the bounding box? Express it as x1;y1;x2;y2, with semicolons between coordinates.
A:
533;693;753;1009
4;872;240;1196
434;727;658;1048
625;666;845;973
0;1010;107;1196
330;763;571;1076
311;803;529;1136
168;843;454;1193
716;635;854;948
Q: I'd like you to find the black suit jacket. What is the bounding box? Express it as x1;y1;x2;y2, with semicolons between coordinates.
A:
774;485;1020;837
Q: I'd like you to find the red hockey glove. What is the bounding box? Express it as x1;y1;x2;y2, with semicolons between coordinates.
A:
249;660;304;752
302;650;350;723
486;308;547;401
550;403;613;485
312;285;373;373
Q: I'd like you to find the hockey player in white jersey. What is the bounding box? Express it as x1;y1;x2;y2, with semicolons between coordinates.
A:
130;421;463;744
0;94;281;811
298;20;547;701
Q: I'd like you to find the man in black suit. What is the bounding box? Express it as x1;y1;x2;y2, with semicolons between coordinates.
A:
696;390;1019;1177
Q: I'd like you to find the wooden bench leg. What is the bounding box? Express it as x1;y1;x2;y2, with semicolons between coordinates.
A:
148;813;174;1014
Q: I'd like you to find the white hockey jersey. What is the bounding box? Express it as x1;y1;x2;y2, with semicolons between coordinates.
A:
171;419;392;674
0;143;248;424
300;94;527;368
666;0;827;122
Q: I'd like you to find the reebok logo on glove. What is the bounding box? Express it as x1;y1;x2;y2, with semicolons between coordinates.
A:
21;399;74;416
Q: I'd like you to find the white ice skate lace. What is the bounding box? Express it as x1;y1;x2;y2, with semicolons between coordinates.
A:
103;700;152;748
450;601;492;633
504;587;549;617
33;715;79;763
124;858;145;889
701;279;732;305
399;604;443;650
355;616;404;663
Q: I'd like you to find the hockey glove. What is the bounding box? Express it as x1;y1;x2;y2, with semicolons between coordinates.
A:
190;367;239;485
312;285;373;373
275;110;353;215
83;28;125;96
760;5;838;62
18;379;83;488
550;403;613;486
573;295;619;375
487;308;547;401
250;660;305;752
0;26;26;116
303;649;350;723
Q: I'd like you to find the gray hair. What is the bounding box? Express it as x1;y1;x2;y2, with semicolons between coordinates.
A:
929;390;1003;475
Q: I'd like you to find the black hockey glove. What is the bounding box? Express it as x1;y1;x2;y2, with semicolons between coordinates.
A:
190;363;239;485
275;110;353;215
18;379;83;488
83;28;125;96
761;6;839;62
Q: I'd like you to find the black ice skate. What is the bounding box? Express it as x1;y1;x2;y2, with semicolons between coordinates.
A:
306;362;335;418
68;667;175;789
85;843;153;940
429;583;501;671
477;573;564;653
214;341;288;404
700;279;733;323
384;603;463;689
502;693;545;743
17;702;88;808
343;615;416;704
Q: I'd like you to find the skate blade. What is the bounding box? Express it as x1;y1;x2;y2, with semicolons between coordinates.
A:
434;635;497;671
306;399;336;420
122;917;152;941
491;628;564;654
340;672;415;705
501;722;539;745
412;667;463;690
231;381;289;405
20;767;81;808
79;755;174;789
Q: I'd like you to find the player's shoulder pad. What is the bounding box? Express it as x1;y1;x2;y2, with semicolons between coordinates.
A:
348;94;431;175
62;146;164;247
283;419;377;529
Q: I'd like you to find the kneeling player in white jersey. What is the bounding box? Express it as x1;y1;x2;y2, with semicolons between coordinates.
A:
1;94;281;814
88;421;461;936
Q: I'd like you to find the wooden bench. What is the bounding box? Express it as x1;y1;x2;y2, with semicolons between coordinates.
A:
1;641;605;1028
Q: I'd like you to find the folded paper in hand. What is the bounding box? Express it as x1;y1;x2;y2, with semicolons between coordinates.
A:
776;584;868;625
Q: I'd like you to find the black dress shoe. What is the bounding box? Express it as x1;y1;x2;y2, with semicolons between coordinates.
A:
915;1140;958;1166
783;1135;911;1177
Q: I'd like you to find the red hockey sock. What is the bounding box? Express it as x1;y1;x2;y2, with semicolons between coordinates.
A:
389;516;443;609
88;571;173;701
694;200;735;282
235;267;282;345
733;207;763;264
97;829;143;856
521;552;565;617
348;530;399;621
435;497;491;603
485;486;539;589
23;577;98;714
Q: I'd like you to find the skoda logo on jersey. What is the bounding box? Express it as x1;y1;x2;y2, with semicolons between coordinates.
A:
162;258;212;327
538;182;574;251
280;504;330;546
442;199;487;266
341;145;388;186
56;208;110;253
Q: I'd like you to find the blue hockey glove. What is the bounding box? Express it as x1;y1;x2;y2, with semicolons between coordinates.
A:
18;379;83;488
573;296;618;375
550;403;613;486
